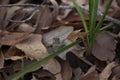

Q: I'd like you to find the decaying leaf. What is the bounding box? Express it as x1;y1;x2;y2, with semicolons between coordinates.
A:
17;23;35;32
73;67;84;80
67;30;88;42
0;0;9;30
55;73;63;80
33;69;56;80
100;62;117;80
92;31;117;61
43;26;75;60
111;65;120;80
14;33;61;74
0;52;4;69
80;71;99;80
61;60;72;80
3;47;23;60
15;34;47;60
0;31;30;45
43;26;73;47
116;0;120;7
34;6;53;33
42;59;61;74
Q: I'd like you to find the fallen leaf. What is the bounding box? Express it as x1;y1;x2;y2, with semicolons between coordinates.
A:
73;67;84;80
34;6;53;33
6;7;31;31
116;0;120;7
0;32;30;45
4;47;22;60
67;30;88;42
55;73;63;80
15;34;47;60
42;59;61;74
111;65;120;80
92;31;117;61
33;69;56;80
0;52;4;69
17;23;35;32
61;60;72;80
43;26;73;47
0;0;9;30
9;56;24;61
100;62;117;80
80;71;99;80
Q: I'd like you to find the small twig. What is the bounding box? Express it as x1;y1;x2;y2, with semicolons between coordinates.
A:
58;5;120;25
0;4;39;7
8;6;40;23
0;4;120;25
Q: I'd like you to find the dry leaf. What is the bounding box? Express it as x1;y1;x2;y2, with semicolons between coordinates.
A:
0;32;30;45
111;65;120;80
81;71;99;80
61;60;72;80
6;6;33;31
55;73;63;80
17;23;35;32
43;26;74;60
100;62;117;80
67;30;88;42
0;0;9;30
43;59;61;74
33;69;56;80
9;56;24;61
34;6;53;33
43;26;73;46
0;52;4;69
73;67;84;80
4;47;22;60
15;33;61;74
116;0;120;7
15;34;47;60
92;31;117;61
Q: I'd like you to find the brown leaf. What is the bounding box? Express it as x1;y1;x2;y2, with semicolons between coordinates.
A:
73;68;84;80
33;69;56;80
111;65;120;80
92;31;117;61
0;52;4;69
17;23;35;32
81;71;99;80
116;0;120;7
55;73;63;80
100;62;117;80
67;30;88;42
34;6;53;33
4;47;22;60
15;34;47;60
6;8;30;31
0;32;30;45
61;60;72;80
42;59;61;74
0;0;9;30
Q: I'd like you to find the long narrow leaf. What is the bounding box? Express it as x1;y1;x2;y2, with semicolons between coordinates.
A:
95;0;113;33
88;0;99;52
72;0;88;32
8;39;81;80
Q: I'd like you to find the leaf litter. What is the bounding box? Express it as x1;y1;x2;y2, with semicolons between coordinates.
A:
0;0;120;80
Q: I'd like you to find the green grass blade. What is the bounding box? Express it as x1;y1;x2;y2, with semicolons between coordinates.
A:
95;0;113;33
89;0;98;30
100;23;114;31
72;0;88;32
88;0;99;52
8;39;81;80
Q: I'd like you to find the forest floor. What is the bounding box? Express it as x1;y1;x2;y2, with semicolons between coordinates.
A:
0;0;120;80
